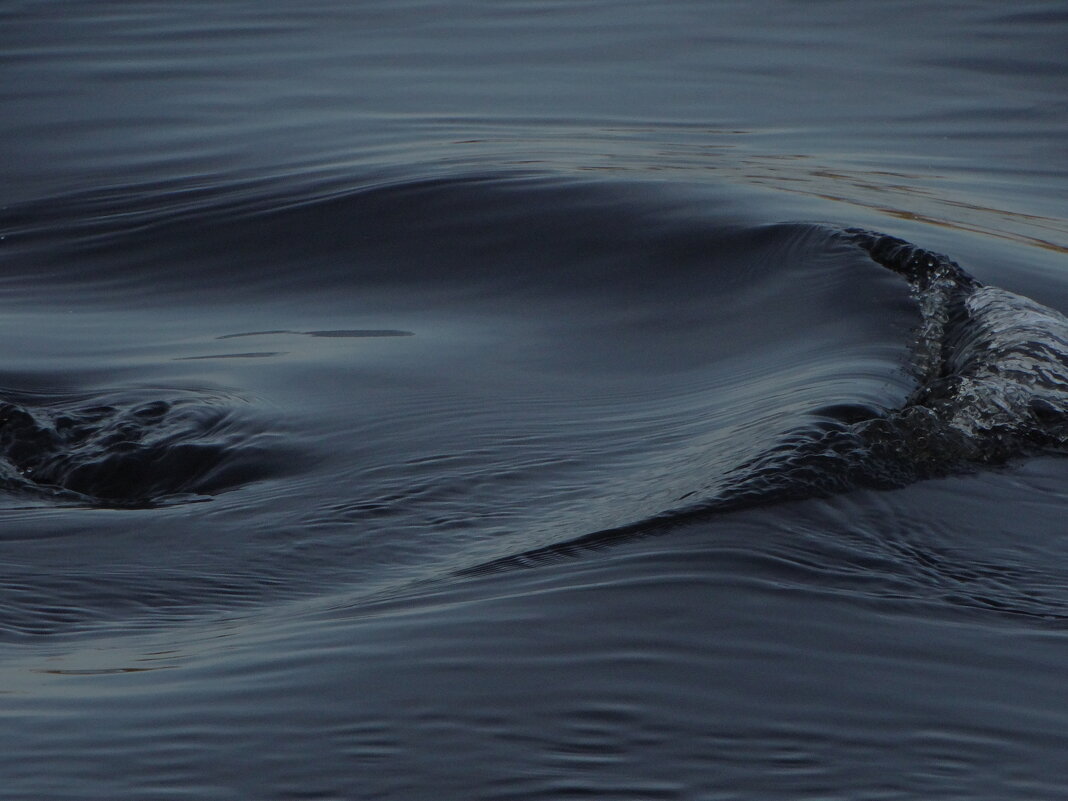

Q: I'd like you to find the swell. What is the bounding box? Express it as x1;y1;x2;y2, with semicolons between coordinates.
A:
0;172;761;307
3;170;1066;626
466;228;1068;572
0;174;910;515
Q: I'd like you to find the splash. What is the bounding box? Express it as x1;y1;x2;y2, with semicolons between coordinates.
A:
0;389;281;507
717;229;1068;504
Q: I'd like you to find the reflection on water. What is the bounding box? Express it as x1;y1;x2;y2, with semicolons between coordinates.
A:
737;156;1068;254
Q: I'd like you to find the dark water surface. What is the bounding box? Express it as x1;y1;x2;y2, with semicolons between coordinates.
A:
2;2;1068;799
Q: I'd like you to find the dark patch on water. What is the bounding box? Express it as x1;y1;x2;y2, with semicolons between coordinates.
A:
0;389;283;507
217;329;415;339
174;352;286;361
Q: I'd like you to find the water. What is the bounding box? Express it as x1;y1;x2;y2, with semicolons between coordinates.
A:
2;2;1067;798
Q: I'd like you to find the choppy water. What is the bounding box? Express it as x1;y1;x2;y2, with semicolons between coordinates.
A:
2;2;1068;799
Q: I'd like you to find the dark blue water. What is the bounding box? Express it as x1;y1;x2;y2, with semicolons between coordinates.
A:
2;2;1068;799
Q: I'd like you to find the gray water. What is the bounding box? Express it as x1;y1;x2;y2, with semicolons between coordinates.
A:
2;2;1068;799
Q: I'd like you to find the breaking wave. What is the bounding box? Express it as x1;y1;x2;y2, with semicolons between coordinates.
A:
471;227;1068;569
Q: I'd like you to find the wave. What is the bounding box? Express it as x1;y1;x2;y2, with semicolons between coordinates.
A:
467;228;1068;571
3;178;1065;518
3;171;1066;622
